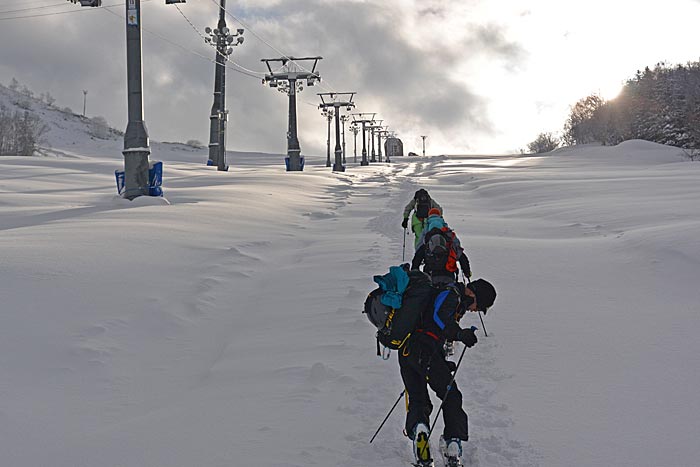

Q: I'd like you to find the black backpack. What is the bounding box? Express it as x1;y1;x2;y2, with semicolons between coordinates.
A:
414;189;431;219
363;270;433;354
423;228;459;273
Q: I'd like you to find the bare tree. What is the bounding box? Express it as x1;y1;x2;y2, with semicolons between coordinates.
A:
527;132;559;153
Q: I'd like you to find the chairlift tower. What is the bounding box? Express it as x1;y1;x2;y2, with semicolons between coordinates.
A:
261;56;322;171
421;135;427;157
205;0;244;171
318;92;356;172
368;120;383;163
68;0;186;200
351;113;375;166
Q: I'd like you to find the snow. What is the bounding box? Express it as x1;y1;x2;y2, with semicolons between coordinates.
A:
2;93;700;466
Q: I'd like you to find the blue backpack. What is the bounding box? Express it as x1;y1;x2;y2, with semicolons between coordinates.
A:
363;266;433;353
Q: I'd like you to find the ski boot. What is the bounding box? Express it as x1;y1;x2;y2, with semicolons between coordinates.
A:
439;436;463;467
412;423;434;466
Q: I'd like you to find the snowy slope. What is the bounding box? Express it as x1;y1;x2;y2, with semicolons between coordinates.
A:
2;101;700;467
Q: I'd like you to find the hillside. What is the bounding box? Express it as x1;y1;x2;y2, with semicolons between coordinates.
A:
1;101;700;466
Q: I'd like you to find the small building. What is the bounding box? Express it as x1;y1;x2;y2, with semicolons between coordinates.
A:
384;137;404;158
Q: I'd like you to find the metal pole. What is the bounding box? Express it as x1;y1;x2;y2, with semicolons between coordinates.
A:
333;106;344;172
217;3;228;172
325;111;332;167
208;0;227;169
353;126;357;163
427;333;474;441
377;128;383;162
286;79;303;170
122;0;150;200
82;90;87;117
341;116;346;164
370;126;376;162
384;132;391;163
361;122;368;166
369;390;406;444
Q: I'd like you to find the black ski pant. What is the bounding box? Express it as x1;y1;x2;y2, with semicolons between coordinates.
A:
398;334;468;441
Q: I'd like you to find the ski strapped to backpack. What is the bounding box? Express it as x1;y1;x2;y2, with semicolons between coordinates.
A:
363;265;433;356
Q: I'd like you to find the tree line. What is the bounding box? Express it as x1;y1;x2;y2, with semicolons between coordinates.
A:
528;60;700;154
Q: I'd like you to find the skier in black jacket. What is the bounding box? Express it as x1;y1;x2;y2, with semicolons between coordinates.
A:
400;279;496;467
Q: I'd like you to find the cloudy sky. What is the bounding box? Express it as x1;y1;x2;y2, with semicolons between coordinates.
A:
2;0;700;156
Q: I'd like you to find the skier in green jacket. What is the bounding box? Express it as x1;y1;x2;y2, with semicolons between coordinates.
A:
402;189;443;248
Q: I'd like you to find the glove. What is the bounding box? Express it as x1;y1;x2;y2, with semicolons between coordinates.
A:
401;218;409;229
464;269;472;279
445;360;457;373
456;328;477;348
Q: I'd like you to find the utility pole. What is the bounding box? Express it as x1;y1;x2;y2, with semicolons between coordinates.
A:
318;92;356;172
421;135;427;157
69;0;185;200
340;115;349;164
205;1;244;171
261;57;322;171
82;90;88;116
322;107;334;167
122;0;150;200
350;123;359;163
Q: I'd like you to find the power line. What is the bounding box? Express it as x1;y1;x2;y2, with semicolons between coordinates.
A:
0;0;151;21
101;5;262;80
171;3;267;77
205;0;339;94
0;2;66;15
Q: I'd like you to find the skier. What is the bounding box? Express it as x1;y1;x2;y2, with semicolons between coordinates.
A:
399;279;496;467
411;208;471;286
401;189;443;249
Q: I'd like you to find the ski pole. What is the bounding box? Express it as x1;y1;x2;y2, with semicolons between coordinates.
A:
370;389;406;443
402;226;407;262
427;327;476;441
463;272;487;337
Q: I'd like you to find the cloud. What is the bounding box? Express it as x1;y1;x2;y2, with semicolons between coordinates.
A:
0;0;529;155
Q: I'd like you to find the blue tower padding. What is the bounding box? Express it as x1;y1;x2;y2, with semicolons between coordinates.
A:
284;156;305;171
114;161;163;197
206;159;214;166
115;169;125;195
148;161;163;197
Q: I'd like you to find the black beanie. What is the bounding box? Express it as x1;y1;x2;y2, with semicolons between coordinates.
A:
467;279;497;313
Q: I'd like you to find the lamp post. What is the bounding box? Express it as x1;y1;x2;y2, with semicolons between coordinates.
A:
350;123;359;163
340;114;349;164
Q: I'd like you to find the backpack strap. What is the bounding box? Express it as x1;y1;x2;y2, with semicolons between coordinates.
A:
432;284;462;330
